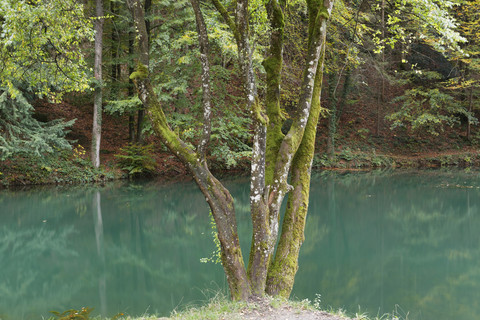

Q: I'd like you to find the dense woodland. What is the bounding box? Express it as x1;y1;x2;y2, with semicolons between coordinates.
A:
0;0;479;176
0;0;479;301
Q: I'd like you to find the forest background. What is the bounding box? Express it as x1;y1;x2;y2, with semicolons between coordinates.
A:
0;0;479;184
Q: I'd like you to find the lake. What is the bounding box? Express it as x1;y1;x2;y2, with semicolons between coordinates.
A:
1;170;479;319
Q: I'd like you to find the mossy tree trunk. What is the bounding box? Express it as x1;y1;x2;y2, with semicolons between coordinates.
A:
127;0;250;300
264;0;333;297
128;0;334;300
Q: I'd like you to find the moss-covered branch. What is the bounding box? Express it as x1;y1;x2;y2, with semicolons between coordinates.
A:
211;0;240;44
190;0;212;158
266;32;327;297
264;0;286;187
264;0;334;297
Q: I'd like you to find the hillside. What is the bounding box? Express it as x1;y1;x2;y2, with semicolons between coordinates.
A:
31;82;480;179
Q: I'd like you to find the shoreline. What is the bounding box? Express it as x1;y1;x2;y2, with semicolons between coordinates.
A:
1;149;479;188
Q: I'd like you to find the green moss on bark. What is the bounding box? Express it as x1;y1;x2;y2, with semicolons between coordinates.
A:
129;63;148;80
266;26;327;297
264;0;286;186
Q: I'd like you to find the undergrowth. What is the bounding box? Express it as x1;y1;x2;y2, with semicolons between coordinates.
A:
0;145;115;187
115;143;157;177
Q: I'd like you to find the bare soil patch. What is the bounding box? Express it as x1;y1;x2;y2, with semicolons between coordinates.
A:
235;298;354;320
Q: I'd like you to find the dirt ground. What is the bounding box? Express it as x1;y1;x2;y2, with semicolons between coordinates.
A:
33;94;480;176
233;299;355;320
155;297;357;320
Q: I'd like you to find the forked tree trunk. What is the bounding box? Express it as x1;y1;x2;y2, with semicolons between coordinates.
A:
266;31;327;298
128;0;334;300
264;0;333;297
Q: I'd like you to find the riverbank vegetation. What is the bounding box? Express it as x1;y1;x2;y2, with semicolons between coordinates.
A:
45;294;418;320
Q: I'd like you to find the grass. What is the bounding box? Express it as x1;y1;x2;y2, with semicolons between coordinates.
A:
44;290;408;320
46;294;409;320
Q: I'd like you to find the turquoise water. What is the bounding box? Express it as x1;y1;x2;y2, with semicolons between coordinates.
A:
1;170;479;319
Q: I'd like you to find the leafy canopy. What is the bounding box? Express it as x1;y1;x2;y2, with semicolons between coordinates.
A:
0;0;93;159
0;0;94;100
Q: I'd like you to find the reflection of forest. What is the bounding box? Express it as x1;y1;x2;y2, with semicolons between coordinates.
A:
1;171;479;320
295;170;480;320
0;181;233;319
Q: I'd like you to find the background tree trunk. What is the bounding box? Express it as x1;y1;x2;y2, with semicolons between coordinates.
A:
92;0;104;168
467;87;473;140
327;71;338;159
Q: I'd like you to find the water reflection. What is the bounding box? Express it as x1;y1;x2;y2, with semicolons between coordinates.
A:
92;191;106;317
0;182;227;319
0;171;480;320
294;170;480;320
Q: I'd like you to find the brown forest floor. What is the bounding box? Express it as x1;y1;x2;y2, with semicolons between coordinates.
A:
33;82;479;177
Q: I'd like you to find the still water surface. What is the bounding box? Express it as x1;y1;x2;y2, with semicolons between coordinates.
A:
1;170;479;319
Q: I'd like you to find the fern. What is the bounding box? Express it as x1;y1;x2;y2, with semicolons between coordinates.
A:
115;143;157;176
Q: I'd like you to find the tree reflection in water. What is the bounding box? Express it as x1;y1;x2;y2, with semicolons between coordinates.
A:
0;171;479;320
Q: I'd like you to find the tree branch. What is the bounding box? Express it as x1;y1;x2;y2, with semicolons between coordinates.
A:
190;0;212;158
211;0;240;43
128;0;250;300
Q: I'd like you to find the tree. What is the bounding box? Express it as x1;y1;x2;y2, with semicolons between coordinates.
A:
0;0;93;159
92;0;104;168
0;89;75;160
451;0;480;140
127;0;334;300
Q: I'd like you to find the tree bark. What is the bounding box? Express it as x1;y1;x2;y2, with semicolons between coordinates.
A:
190;0;212;157
266;0;333;297
128;31;136;143
210;0;268;295
266;34;327;298
264;0;334;277
327;71;338;159
376;0;385;137
127;0;250;300
92;0;104;168
467;86;473;140
247;0;284;296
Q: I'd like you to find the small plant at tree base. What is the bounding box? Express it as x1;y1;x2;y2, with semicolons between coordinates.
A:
49;307;124;320
115;143;157;176
49;307;93;320
200;212;222;264
313;293;322;310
